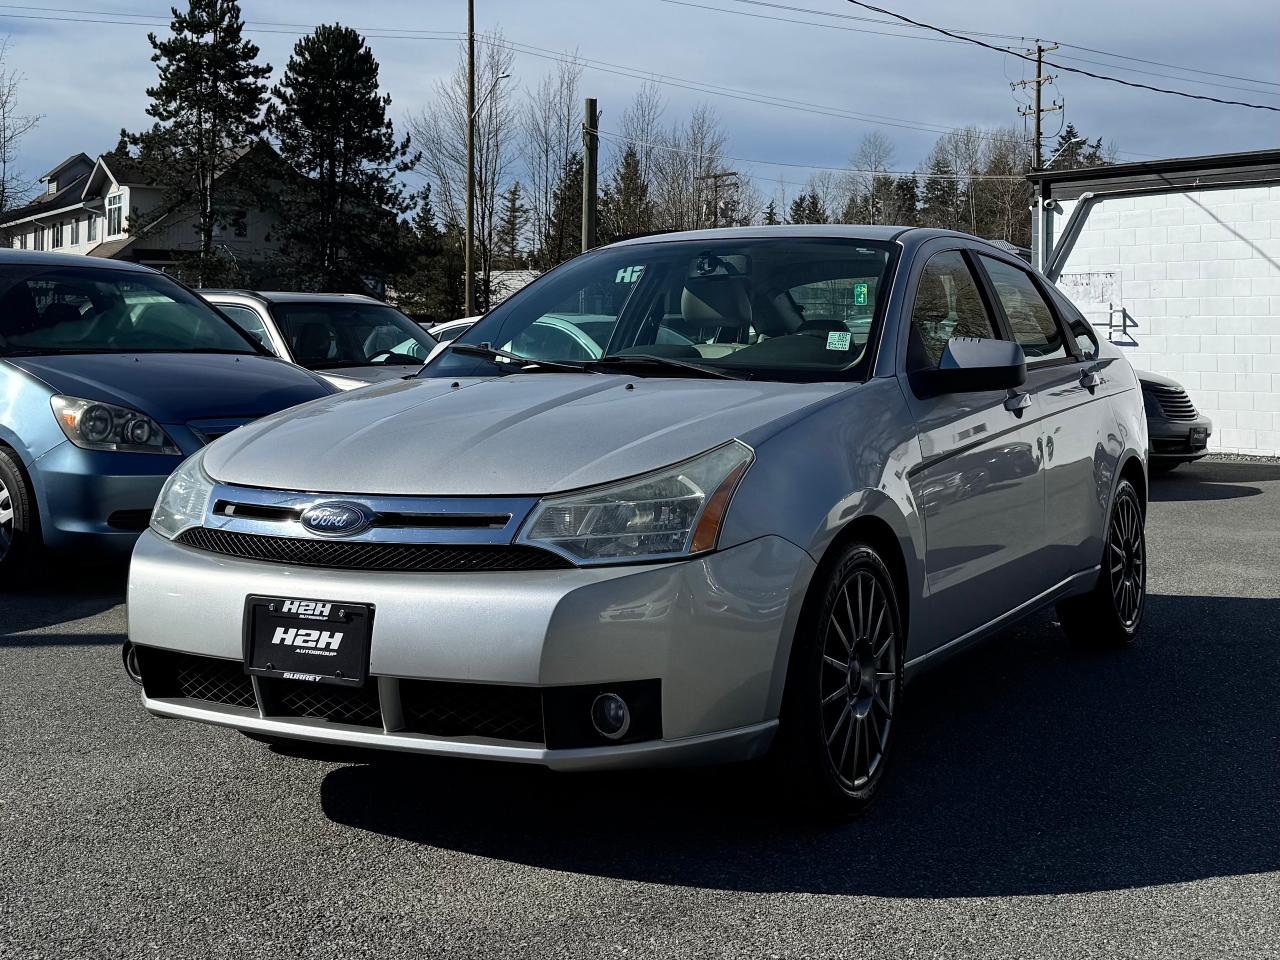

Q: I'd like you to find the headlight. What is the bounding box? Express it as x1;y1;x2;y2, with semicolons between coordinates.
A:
50;395;180;455
150;448;215;540
517;441;753;565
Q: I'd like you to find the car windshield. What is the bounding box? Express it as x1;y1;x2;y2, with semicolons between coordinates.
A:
424;237;896;382
270;301;438;369
0;264;260;356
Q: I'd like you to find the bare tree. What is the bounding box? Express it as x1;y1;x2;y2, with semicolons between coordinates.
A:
842;131;895;224
521;54;582;266
615;81;664;189
409;31;517;311
0;39;40;218
650;103;728;231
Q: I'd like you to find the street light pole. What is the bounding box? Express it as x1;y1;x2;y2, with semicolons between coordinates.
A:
464;0;476;316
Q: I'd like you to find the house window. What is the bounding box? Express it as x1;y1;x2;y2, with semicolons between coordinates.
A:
51;222;63;248
71;218;80;246
106;193;123;236
33;226;44;250
88;215;98;243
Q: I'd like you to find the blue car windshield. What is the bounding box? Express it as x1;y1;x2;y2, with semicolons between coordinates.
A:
0;264;259;356
424;237;896;382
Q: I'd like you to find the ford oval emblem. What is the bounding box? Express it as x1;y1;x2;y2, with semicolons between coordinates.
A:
300;501;373;537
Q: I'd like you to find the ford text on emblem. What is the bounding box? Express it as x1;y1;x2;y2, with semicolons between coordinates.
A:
300;502;373;537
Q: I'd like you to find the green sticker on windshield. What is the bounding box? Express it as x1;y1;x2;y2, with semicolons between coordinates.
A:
853;282;869;306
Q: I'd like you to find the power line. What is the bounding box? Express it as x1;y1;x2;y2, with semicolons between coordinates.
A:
839;1;1280;113
711;0;1280;90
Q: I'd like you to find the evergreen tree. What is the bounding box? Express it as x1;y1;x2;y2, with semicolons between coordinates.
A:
125;0;271;286
539;152;583;270
495;181;529;270
920;152;960;230
787;191;827;225
1050;124;1112;171
599;146;654;243
267;23;417;291
762;200;780;226
889;175;919;226
393;186;465;323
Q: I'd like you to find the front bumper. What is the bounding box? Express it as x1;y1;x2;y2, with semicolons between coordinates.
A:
128;530;815;770
30;441;181;550
1147;413;1213;462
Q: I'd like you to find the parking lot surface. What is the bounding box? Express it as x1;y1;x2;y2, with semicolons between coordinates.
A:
2;458;1278;959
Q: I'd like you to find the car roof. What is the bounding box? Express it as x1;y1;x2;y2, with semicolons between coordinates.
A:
0;248;160;274
200;289;385;305
605;224;1009;252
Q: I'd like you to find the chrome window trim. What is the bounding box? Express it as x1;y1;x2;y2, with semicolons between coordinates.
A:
202;483;540;546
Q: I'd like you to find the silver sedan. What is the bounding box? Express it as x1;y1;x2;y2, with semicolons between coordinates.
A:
127;226;1148;818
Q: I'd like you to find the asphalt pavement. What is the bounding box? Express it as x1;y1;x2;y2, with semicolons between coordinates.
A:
2;458;1278;959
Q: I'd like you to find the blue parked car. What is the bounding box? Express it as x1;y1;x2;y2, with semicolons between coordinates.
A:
0;251;335;570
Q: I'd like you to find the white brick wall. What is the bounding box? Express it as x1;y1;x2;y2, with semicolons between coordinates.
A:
1054;183;1280;456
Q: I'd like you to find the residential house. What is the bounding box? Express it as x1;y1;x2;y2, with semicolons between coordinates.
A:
0;143;284;277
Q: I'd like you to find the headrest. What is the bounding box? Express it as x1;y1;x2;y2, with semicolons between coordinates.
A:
39;302;83;330
681;275;752;328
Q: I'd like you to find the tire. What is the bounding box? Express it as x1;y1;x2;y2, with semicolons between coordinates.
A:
774;542;904;820
1057;478;1146;647
0;448;40;574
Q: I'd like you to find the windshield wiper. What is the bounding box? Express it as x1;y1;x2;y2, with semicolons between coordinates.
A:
450;342;597;374
591;353;747;380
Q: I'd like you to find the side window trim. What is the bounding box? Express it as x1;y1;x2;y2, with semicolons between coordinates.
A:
971;251;1079;367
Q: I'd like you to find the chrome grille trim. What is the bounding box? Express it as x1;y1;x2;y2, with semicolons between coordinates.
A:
202;483;539;546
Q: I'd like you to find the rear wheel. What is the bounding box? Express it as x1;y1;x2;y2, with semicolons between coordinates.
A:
776;543;903;819
0;449;39;574
1057;478;1146;646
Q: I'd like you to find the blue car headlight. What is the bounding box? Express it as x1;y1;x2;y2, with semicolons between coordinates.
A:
517;441;754;565
50;395;180;455
150;448;215;540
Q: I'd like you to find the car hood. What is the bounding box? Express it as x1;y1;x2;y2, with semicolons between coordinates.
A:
8;353;334;423
203;373;853;496
1135;369;1182;391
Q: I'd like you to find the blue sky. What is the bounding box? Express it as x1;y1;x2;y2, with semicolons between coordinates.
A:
4;0;1278;195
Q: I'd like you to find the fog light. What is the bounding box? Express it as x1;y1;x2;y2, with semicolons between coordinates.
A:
590;692;631;740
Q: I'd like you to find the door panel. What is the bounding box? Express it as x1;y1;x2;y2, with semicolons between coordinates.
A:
900;247;1046;649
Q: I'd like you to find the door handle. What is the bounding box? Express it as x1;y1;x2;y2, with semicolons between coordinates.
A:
1003;390;1032;413
1080;369;1101;390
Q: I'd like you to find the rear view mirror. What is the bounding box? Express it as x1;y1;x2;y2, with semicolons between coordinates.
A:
910;337;1027;397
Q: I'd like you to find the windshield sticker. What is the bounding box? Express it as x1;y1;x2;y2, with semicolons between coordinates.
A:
826;331;852;352
616;265;645;283
853;282;869;306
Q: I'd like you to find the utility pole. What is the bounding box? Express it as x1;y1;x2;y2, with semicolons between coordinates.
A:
464;0;476;316
582;97;598;253
694;170;739;228
1013;42;1060;268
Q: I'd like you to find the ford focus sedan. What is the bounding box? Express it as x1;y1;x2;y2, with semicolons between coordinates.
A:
0;251;334;571
128;226;1148;817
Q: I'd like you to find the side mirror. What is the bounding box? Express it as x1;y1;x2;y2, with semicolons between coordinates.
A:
910;337;1027;397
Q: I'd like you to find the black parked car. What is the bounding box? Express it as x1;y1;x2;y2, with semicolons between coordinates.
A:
1140;371;1212;473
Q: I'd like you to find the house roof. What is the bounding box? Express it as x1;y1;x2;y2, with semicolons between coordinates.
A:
86;237;137;259
41;152;93;183
0;171;91;225
1028;148;1280;201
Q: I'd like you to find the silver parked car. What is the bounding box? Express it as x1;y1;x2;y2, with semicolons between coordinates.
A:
201;290;438;389
128;227;1148;817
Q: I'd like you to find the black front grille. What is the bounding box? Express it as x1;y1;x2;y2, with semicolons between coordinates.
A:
264;678;382;727
175;527;572;572
1148;385;1198;421
137;647;256;709
400;680;545;743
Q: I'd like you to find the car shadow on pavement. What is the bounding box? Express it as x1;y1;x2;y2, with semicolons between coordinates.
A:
1150;460;1280;504
320;593;1280;898
0;553;128;639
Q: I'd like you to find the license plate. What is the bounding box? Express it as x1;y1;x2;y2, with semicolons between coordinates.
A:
244;596;373;688
1189;427;1208;448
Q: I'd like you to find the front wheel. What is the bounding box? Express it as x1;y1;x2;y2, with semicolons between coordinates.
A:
1057;478;1146;646
775;543;904;819
0;448;39;574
